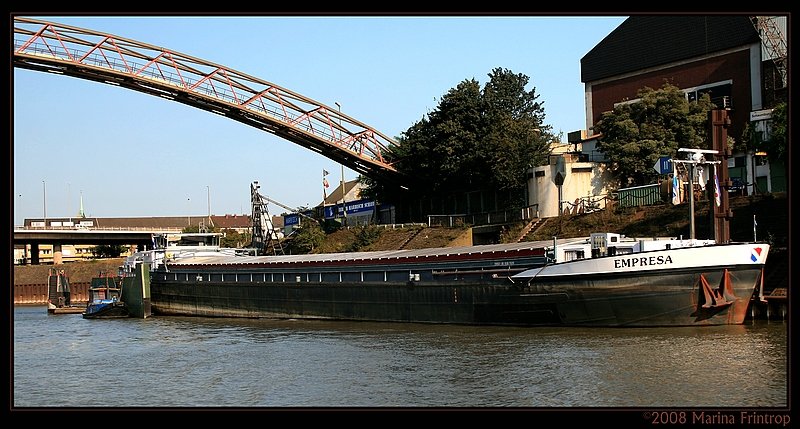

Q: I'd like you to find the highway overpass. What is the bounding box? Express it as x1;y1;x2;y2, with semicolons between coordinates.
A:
13;228;165;265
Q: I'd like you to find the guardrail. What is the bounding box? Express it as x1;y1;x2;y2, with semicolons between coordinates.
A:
427;205;538;227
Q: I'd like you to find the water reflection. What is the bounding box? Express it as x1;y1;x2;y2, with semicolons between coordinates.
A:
13;306;787;408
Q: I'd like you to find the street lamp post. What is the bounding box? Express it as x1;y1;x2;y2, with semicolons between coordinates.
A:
42;180;47;227
16;193;22;228
335;101;347;225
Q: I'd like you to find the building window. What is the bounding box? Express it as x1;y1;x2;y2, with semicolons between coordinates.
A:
613;81;733;110
685;81;732;109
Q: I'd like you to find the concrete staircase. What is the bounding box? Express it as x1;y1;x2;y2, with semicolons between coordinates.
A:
397;228;425;250
516;218;547;243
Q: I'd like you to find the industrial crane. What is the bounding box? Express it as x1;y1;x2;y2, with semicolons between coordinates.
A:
250;181;284;255
260;195;319;224
250;181;320;255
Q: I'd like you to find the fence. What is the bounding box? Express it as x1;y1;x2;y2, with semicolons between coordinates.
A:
428;205;538;227
613;183;664;209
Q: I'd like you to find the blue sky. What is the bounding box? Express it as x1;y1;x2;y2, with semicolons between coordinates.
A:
12;15;627;225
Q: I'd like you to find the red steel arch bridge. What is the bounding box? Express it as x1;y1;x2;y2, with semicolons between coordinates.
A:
12;17;406;186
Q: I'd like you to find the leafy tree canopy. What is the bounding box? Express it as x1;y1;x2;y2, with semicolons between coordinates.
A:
286;222;326;254
594;82;714;187
92;244;127;258
740;101;787;166
365;67;554;204
761;101;787;165
220;228;251;248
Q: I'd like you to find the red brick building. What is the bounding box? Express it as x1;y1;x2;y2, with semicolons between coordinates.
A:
580;15;787;194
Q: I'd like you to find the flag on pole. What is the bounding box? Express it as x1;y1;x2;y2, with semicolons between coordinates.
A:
671;163;680;205
713;165;721;207
323;170;330;201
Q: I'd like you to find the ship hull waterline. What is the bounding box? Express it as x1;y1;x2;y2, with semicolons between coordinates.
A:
82;302;130;319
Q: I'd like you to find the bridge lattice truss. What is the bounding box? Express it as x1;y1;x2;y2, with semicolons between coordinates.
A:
12;17;402;183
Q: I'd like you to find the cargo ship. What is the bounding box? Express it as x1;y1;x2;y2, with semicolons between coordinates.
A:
122;231;769;327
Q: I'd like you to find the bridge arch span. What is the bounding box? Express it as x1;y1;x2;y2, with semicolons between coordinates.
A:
13;17;406;185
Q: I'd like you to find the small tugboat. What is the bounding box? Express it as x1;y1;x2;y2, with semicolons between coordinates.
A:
83;271;130;319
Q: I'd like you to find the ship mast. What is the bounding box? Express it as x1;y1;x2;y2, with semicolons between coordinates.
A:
670;109;733;243
673;149;720;240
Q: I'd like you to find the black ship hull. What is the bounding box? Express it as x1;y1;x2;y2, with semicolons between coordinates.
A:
144;240;769;327
150;280;564;325
149;266;763;327
82;302;130;319
149;242;552;325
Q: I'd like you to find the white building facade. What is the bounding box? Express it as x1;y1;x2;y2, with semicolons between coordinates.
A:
528;135;615;218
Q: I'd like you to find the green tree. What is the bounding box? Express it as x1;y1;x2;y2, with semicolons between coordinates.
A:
345;225;382;252
365;68;552;209
220;228;251;248
482;68;551;192
92;244;127;258
286;222;326;254
761;101;787;165
594;82;714;187
392;78;485;194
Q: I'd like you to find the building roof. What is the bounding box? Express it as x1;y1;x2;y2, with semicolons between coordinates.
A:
581;15;761;83
24;216;210;229
210;214;251;229
322;179;362;206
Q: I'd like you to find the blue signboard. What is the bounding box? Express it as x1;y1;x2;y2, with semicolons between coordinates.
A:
324;199;376;219
653;156;672;175
344;199;375;214
284;213;300;226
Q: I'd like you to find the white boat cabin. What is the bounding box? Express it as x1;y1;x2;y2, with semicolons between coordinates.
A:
549;233;716;263
123;232;237;273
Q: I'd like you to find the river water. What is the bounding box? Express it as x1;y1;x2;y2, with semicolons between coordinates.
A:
12;305;789;417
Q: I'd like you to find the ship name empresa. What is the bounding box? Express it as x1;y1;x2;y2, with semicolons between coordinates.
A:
614;255;673;269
